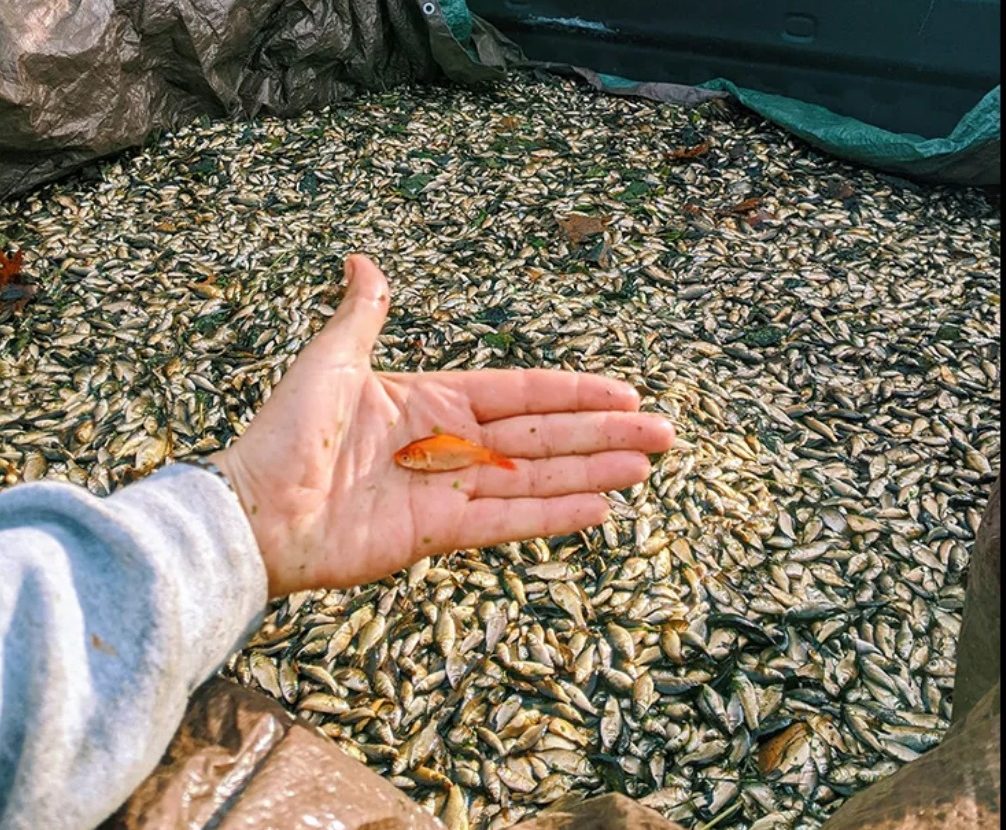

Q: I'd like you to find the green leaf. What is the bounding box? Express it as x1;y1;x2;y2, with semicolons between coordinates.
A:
616;180;651;202
743;325;785;347
934;324;961;342
398;173;434;199
602;273;638;302
187;156;217;180
192;309;230;336
477;306;510;326
483;332;514;350
298;171;319;196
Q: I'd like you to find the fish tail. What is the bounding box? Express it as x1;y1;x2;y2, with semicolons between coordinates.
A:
484;449;517;471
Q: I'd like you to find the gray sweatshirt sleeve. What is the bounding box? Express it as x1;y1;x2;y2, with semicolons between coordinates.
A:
0;463;268;829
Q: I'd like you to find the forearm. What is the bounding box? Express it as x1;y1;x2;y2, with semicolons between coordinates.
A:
0;464;267;829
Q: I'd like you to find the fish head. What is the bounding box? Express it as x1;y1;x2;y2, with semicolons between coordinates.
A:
394;444;431;469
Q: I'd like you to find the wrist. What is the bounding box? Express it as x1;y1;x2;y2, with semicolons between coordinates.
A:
206;449;240;501
205;449;271;582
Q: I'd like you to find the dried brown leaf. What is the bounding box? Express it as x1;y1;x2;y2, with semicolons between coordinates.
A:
189;280;223;299
744;210;775;228
0;248;24;288
824;179;855;200
1;283;37;310
721;196;763;215
557;213;610;245
757;722;810;775
0;249;37;317
667;141;711;161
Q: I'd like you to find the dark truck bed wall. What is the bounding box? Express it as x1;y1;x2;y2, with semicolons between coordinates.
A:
469;0;1001;139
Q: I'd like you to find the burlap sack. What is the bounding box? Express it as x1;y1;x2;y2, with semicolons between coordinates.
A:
952;474;1000;722
99;676;443;830
509;793;684;830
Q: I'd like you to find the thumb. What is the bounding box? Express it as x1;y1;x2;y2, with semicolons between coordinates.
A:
314;254;390;361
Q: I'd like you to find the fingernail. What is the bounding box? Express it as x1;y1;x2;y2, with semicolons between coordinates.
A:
343;257;356;285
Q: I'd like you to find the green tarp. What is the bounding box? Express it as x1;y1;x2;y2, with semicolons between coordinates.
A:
699;80;1000;186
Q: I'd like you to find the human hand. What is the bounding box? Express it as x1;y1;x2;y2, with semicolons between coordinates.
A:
212;255;675;596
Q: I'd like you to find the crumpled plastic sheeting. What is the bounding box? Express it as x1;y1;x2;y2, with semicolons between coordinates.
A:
0;0;511;199
510;793;687;830
98;676;445;830
952;474;1000;722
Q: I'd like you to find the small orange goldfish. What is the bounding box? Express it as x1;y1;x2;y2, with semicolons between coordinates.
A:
393;434;517;472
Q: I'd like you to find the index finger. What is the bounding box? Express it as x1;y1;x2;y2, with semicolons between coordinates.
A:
451;369;641;423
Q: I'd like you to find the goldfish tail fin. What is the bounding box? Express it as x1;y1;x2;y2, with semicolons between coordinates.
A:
486;450;517;471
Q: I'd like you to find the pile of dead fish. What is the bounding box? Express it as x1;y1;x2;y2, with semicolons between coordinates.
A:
0;73;999;829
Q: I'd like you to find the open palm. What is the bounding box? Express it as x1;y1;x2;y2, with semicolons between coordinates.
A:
213;256;675;596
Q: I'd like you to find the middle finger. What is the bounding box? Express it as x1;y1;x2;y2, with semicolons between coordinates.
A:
469;451;651;499
481;411;674;458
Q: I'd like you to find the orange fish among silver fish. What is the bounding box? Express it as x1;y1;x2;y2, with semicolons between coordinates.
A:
393;434;517;472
